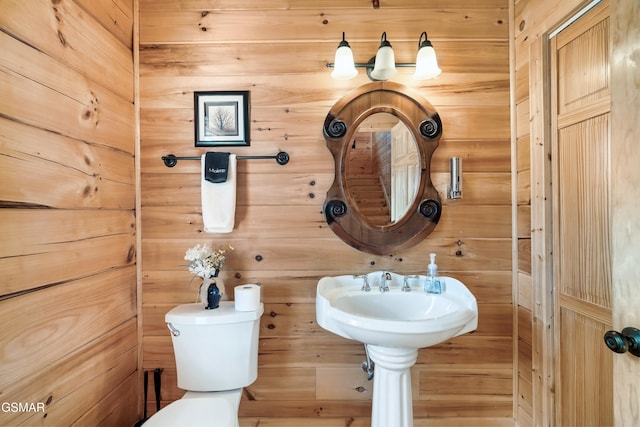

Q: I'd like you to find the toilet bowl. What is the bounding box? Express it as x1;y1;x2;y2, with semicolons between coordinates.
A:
145;301;263;426
143;393;236;427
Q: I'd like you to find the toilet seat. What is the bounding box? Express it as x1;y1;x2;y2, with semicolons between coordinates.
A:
143;396;237;427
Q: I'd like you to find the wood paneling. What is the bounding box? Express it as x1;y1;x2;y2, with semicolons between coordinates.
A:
528;34;555;427
75;0;134;49
0;31;134;153
139;0;512;424
139;8;508;45
4;320;137;426
0;0;134;102
0;119;135;210
238;418;514;427
0;0;138;425
139;41;509;77
0;213;135;295
140;0;508;10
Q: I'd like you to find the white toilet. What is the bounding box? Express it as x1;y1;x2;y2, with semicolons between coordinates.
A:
145;301;264;427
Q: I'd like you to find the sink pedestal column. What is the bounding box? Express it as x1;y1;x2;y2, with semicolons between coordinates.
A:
366;345;418;427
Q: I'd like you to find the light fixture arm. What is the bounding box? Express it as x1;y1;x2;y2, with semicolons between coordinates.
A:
378;32;391;48
327;61;417;69
326;59;419;82
418;31;432;49
337;31;350;49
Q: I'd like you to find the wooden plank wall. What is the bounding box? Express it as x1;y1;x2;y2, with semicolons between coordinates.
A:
139;0;513;425
512;0;592;425
0;1;138;426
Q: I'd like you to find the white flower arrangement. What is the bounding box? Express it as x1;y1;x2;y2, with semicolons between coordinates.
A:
184;244;233;279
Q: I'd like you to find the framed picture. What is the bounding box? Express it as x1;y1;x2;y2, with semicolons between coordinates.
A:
194;91;250;147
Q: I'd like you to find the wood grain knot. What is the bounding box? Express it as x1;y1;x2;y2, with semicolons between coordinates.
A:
127;245;135;262
57;30;66;46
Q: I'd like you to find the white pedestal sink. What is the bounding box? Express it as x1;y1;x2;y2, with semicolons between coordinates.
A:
316;272;478;427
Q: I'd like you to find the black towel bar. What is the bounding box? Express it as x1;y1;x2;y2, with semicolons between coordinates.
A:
161;151;290;167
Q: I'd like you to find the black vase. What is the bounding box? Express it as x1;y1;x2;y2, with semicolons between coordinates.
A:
205;281;221;310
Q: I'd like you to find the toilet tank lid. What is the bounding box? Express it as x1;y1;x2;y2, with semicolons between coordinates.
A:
165;301;264;325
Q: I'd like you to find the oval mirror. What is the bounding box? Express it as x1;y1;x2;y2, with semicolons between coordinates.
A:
345;113;421;227
323;82;442;255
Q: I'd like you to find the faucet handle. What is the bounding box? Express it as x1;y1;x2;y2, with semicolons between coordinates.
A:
402;274;420;292
362;275;371;292
354;274;371;292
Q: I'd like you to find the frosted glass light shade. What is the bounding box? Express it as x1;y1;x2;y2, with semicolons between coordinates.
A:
331;44;358;80
370;45;397;80
413;45;441;80
413;32;441;80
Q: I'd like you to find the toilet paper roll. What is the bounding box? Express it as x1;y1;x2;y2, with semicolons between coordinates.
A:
234;284;261;311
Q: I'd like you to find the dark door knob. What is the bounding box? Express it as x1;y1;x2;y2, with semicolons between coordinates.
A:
604;327;640;357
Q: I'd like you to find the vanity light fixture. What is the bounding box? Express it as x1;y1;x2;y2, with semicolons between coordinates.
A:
370;32;397;80
448;157;463;199
327;31;441;81
330;32;359;80
413;31;442;80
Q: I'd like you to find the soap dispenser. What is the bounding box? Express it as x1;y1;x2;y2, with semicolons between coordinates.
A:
424;253;444;294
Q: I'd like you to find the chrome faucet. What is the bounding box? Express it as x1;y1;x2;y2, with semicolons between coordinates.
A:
380;272;391;292
354;274;371;292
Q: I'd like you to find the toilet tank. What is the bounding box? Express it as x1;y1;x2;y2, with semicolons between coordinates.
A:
165;301;264;392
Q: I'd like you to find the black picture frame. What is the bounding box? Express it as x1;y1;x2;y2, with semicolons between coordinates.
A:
194;91;250;147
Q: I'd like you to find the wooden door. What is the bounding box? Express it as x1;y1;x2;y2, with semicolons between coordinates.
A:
390;122;419;222
551;1;613;425
609;0;640;424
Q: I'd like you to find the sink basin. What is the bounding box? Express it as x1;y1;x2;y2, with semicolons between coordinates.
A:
316;272;478;349
316;271;478;427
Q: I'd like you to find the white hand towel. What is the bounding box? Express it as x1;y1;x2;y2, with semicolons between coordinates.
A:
201;153;236;233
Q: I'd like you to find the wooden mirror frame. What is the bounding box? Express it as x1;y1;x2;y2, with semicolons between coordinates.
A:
323;82;442;255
